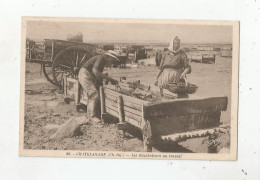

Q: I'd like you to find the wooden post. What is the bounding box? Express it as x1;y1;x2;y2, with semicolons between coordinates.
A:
100;86;106;121
117;95;126;137
75;81;81;105
29;46;31;60
134;52;137;63
207;134;218;153
64;74;68;97
142;105;152;152
51;40;55;61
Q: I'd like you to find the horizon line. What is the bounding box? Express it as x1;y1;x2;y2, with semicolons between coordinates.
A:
27;37;232;45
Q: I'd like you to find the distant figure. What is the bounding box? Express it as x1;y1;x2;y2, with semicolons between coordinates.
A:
119;55;127;68
157;51;162;66
155;36;191;97
155;51;159;66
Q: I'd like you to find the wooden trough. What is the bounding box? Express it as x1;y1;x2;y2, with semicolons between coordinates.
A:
63;75;228;152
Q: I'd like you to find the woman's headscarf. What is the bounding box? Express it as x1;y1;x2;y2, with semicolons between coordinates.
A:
168;36;182;53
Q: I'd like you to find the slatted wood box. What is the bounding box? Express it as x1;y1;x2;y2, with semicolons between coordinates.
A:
63;76;228;152
63;76;88;106
100;86;228;152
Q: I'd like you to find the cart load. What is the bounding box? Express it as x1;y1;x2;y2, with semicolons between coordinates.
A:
26;36;97;87
66;32;83;43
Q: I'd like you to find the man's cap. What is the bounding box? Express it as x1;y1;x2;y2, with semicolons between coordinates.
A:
104;50;120;61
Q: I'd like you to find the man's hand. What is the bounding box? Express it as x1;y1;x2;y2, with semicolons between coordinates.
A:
103;79;109;85
154;80;158;86
110;79;118;85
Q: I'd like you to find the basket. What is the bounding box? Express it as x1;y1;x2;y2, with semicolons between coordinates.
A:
67;33;83;43
166;78;198;94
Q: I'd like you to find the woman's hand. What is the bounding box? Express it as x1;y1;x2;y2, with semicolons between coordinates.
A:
180;68;189;79
180;72;187;79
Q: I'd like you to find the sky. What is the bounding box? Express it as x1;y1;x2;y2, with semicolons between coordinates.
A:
26;21;233;44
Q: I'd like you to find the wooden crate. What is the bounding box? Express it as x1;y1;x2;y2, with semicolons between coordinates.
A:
63;76;228;152
100;86;228;152
63;75;90;107
63;76;80;104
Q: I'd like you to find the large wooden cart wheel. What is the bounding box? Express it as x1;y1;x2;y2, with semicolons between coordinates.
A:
42;63;57;85
52;46;94;87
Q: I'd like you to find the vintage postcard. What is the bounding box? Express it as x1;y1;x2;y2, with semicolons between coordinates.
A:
19;17;239;160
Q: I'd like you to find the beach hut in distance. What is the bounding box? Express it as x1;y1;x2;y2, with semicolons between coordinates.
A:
189;54;216;64
213;46;221;51
197;46;214;51
220;46;232;57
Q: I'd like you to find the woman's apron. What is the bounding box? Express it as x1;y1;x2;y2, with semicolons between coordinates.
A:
158;68;184;88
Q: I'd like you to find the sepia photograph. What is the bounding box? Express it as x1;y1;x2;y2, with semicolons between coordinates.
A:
19;17;239;160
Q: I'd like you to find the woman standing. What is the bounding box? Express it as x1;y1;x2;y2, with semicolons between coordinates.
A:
155;36;191;97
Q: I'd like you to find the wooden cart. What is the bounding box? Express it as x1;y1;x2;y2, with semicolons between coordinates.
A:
63;76;228;152
26;38;96;87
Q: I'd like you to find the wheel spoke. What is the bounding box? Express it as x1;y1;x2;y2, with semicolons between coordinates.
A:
54;66;71;73
72;48;76;67
54;72;63;80
54;66;70;72
70;56;76;67
54;70;66;73
76;53;79;67
58;73;64;82
59;64;71;69
54;73;61;78
80;53;87;65
72;61;76;67
67;72;73;77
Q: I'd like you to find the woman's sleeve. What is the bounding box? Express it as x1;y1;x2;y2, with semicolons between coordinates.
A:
182;53;191;74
